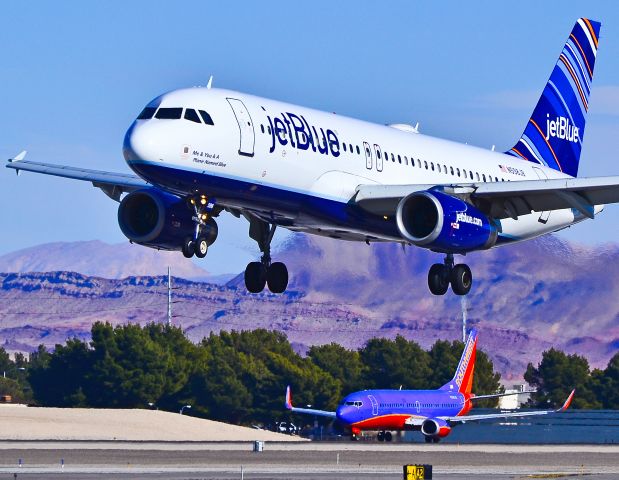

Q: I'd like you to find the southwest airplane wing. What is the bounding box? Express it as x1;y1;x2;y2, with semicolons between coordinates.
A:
441;389;575;424
354;177;619;220
284;386;337;419
6;151;149;202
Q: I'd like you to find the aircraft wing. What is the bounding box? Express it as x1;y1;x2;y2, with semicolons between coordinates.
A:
441;389;575;424
284;386;337;419
5;152;149;202
354;176;619;220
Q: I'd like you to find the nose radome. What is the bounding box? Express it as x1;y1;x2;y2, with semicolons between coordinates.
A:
123;121;160;163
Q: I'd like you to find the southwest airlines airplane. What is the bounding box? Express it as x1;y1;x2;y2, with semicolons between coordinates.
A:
7;18;619;295
285;329;575;442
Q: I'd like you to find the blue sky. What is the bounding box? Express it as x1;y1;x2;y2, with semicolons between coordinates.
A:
1;1;618;275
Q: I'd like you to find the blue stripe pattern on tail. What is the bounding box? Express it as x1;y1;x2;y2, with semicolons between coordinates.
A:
507;18;601;177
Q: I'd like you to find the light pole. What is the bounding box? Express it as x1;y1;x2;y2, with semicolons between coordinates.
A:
180;404;191;415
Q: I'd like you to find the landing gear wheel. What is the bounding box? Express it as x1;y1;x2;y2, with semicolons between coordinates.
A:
432;437;441;443
194;237;208;258
428;264;449;296
384;431;393;442
377;431;385;442
245;262;267;293
182;238;194;259
267;262;289;294
424;436;433;443
451;264;472;295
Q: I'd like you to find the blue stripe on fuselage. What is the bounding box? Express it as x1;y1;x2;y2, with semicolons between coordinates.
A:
128;160;517;246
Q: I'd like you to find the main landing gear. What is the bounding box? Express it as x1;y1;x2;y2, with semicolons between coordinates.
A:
182;195;218;259
377;431;393;442
424;436;441;443
244;217;289;294
428;253;472;296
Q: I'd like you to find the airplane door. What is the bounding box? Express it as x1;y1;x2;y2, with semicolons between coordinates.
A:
532;167;551;224
368;395;378;416
226;98;255;157
373;144;383;172
363;142;372;170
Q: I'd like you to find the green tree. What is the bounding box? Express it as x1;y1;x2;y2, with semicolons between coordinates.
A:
525;348;600;409
359;335;432;389
308;343;364;393
28;338;92;407
593;352;619;409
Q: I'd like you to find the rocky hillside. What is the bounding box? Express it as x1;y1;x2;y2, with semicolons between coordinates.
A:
0;235;618;381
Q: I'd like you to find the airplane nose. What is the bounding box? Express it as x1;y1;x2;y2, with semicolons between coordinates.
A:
123;121;159;163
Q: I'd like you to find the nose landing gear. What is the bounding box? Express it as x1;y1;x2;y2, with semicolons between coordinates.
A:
182;195;218;259
428;253;472;296
244;217;289;294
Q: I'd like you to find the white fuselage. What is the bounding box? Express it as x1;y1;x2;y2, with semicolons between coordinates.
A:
124;87;594;245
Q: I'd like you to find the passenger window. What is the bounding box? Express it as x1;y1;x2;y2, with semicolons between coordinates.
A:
184;108;202;123
349;143;353;152
199;110;214;125
398;155;401;164
377;150;382;160
482;174;486;182
424;160;428;169
469;171;473;180
137;107;156;120
260;124;265;133
456;168;461;177
437;164;441;173
343;143;347;152
431;162;435;171
155;107;182;119
495;176;498;182
356;145;361;154
404;156;408;165
476;172;480;181
391;153;395;162
450;166;454;175
268;125;272;135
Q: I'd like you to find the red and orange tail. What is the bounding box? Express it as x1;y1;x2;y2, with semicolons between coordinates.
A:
439;329;478;395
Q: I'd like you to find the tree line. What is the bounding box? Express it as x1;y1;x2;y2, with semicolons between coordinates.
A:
0;323;616;427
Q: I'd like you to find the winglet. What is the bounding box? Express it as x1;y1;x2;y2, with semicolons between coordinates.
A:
285;385;293;410
9;150;27;163
558;389;576;412
8;150;27;176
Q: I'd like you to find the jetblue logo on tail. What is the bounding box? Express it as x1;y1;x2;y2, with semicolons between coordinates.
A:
545;114;579;143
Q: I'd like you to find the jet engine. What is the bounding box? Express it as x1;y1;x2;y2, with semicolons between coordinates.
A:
118;188;216;250
396;190;497;252
420;418;451;439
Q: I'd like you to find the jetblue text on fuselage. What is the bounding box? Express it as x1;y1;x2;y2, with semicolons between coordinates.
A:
545;113;580;143
267;112;340;157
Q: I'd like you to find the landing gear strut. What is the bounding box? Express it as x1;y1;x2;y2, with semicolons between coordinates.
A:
244;217;288;294
428;253;472;296
182;195;218;259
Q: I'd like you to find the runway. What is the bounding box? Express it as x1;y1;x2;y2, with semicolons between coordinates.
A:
1;442;618;479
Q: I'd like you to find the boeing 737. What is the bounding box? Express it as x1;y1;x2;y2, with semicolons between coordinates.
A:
285;329;575;442
7;18;619;295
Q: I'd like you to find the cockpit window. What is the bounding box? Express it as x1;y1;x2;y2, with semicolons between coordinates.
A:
345;401;362;407
155;107;183;119
184;108;202;123
199;110;214;125
137;107;156;120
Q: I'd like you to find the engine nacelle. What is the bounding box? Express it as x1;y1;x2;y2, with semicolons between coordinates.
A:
118;189;217;251
420;418;451;439
396;190;497;253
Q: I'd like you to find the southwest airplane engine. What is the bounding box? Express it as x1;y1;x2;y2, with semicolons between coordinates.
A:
420;418;451;439
396;190;497;252
118;189;217;250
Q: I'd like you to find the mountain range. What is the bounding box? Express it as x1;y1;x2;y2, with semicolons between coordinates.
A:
0;235;618;382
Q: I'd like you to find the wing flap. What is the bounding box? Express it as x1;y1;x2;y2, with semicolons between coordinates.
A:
354;176;619;220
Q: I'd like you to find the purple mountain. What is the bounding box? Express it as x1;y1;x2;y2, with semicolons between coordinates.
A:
0;235;617;381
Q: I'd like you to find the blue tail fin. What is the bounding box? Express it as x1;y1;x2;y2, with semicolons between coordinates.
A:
507;18;601;177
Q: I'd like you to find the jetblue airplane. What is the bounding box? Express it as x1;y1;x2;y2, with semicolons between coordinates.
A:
285;329;575;442
7;18;619;295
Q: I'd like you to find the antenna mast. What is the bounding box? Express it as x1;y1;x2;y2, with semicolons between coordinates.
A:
167;266;172;327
